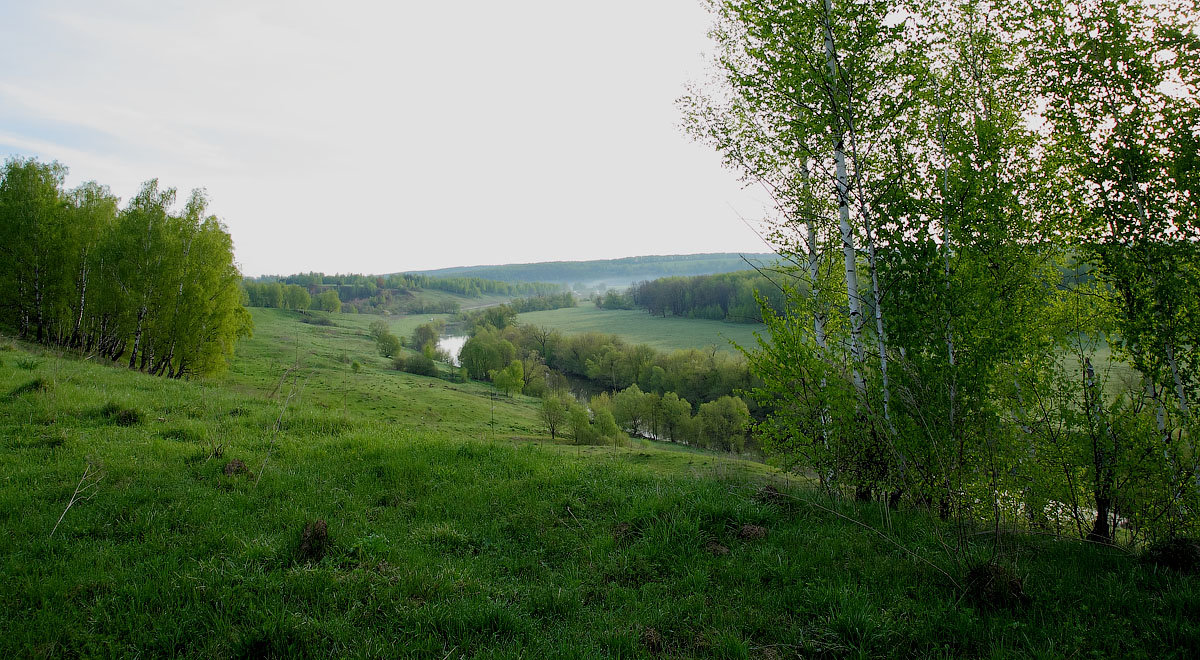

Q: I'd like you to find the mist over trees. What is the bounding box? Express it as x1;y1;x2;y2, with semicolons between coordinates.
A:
0;157;251;377
684;0;1200;543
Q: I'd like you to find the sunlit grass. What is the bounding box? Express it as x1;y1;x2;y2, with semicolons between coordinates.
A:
0;310;1195;657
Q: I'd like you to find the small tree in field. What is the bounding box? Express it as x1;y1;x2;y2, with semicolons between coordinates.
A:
314;290;341;312
541;392;570;440
490;360;525;397
375;331;401;358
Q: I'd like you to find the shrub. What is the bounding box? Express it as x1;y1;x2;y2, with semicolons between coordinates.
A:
394;353;438;377
1144;537;1200;573
376;332;402;358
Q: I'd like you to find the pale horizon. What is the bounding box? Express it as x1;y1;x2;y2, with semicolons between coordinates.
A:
0;0;773;277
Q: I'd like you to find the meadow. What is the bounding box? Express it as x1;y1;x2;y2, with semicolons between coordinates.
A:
517;302;764;355
0;309;1196;658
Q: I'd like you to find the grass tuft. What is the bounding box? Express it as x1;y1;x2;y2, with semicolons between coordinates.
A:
964;561;1032;611
98;402;141;426
9;377;51;397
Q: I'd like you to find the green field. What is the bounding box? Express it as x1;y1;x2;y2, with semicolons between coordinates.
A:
518;302;765;354
0;309;1196;657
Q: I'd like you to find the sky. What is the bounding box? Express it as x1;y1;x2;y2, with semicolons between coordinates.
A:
0;0;773;276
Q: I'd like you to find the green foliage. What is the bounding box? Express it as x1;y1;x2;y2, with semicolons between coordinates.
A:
366;319;389;341
594;289;635;310
489;360;525;397
540;392;570;440
410;320;445;353
697;396;750;453
313;289;341;313
693;0;1200;543
375;332;402;358
281;284;310;310
0;159;251;377
394;352;438;377
631;270;789;323
459;327;517;380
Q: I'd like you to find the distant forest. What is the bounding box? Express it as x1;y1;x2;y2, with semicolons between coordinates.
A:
243;272;565;315
623;270;789;323
403;252;777;287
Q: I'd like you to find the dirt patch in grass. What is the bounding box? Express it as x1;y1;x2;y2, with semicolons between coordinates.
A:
706;540;730;556
223;459;248;477
641;627;664;654
299;519;329;562
738;524;768;540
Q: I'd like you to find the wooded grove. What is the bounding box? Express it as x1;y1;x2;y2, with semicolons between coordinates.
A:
683;0;1200;543
0;157;251;377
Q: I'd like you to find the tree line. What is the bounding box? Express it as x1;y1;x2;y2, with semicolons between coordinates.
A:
242;281;341;312
405;252;777;286
449;305;758;447
687;0;1200;544
541;385;752;452
628;270;790;322
0;157;251;377
243;273;565;315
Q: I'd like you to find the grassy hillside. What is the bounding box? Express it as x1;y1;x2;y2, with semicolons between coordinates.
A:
518;302;765;355
1;310;1197;658
406;253;777;287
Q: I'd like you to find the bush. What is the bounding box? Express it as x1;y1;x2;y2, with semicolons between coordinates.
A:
1144;537;1200;573
376;332;402;358
394;353;438;377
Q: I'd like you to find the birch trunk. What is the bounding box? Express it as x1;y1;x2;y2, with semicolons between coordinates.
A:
823;0;866;394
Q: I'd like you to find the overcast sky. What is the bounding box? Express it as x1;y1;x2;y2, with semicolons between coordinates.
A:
0;0;772;276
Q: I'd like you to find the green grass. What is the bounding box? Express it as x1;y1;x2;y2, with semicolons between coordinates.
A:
0;310;1196;658
518;302;765;354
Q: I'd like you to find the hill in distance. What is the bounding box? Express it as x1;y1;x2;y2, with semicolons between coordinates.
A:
401;252;778;288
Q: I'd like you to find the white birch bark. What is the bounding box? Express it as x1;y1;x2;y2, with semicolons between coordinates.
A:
823;0;866;395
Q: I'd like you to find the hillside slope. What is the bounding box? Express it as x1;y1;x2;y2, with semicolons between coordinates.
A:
0;312;1196;658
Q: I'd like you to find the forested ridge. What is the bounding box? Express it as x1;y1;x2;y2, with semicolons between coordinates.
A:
244;272;564;315
686;0;1200;545
405;252;777;285
0;157;250;377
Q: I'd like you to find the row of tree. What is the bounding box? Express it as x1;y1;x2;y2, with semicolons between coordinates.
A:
540;386;751;451
687;0;1199;543
459;321;753;410
259;271;563;300
0;158;251;376
629;270;789;322
243;281;341;312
